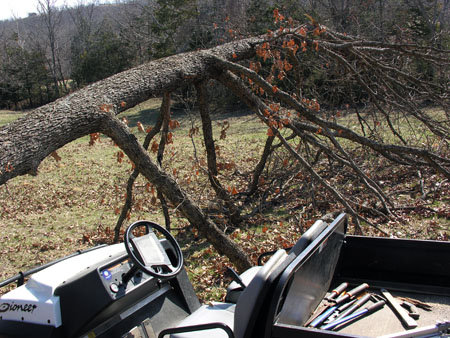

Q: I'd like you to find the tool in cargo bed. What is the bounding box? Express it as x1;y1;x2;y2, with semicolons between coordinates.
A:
306;282;349;326
325;293;372;324
334;283;369;304
309;303;343;328
324;298;359;323
378;320;450;338
324;294;369;324
398;296;432;312
380;288;418;329
325;282;348;301
321;300;386;331
308;283;369;328
401;301;420;320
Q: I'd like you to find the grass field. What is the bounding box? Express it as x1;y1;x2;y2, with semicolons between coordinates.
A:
0;110;25;125
0;102;449;300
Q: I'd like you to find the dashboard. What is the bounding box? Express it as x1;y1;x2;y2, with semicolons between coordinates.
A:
0;226;198;338
54;237;177;337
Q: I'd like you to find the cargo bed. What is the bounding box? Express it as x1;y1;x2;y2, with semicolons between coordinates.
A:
270;232;450;337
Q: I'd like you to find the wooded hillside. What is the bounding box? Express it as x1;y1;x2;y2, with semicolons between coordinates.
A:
1;0;448;110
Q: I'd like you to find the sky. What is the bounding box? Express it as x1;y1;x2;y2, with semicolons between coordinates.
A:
0;0;112;21
0;0;68;21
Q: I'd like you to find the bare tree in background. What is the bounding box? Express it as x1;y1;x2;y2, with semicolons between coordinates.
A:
38;0;67;96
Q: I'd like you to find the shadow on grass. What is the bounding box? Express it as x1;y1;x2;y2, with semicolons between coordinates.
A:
122;102;255;130
175;227;212;259
123;108;161;127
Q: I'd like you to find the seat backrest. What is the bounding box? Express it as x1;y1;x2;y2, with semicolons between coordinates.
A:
233;218;330;338
289;219;327;255
233;249;288;338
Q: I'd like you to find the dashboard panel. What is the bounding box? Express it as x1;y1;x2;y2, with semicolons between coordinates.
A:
99;257;152;299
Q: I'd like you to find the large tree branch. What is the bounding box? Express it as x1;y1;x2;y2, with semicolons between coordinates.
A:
0;36;264;185
195;81;243;225
214;70;382;233
212;56;450;179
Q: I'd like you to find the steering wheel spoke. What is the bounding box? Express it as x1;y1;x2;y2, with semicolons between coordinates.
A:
163;263;176;273
124;220;184;279
148;263;175;275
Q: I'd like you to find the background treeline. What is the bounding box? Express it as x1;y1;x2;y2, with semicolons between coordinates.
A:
0;0;448;110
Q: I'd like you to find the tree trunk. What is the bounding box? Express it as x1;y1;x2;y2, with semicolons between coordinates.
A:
196;81;243;226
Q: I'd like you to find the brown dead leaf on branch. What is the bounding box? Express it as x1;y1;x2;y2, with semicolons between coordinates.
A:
89;133;101;146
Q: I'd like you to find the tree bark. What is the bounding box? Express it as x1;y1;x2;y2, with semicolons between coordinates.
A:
247;135;275;195
113;93;167;242
157;92;172;231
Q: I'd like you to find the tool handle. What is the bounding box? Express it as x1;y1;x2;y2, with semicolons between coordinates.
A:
337;298;357;312
348;283;369;297
335;283;369;303
321;309;367;330
321;300;385;331
334;282;348;294
401;301;420;319
326;282;348;300
366;300;385;313
335;293;371;321
381;289;418;329
309;306;337;328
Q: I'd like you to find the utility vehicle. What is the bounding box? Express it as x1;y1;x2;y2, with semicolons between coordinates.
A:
1;213;449;338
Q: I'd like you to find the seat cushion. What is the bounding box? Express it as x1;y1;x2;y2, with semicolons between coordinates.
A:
170;302;235;338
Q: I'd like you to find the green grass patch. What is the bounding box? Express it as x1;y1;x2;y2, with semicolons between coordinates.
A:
0;110;25;125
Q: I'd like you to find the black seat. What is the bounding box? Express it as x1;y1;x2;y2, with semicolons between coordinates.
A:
158;219;330;338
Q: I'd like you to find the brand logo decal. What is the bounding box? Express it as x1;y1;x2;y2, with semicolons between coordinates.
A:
0;302;37;313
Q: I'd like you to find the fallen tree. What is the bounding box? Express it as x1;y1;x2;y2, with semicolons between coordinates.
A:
1;17;449;270
0;37;263;271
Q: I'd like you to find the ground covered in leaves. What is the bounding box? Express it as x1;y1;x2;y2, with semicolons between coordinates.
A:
0;102;448;300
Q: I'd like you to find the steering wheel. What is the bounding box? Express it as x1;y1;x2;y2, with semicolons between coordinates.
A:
124;220;183;279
